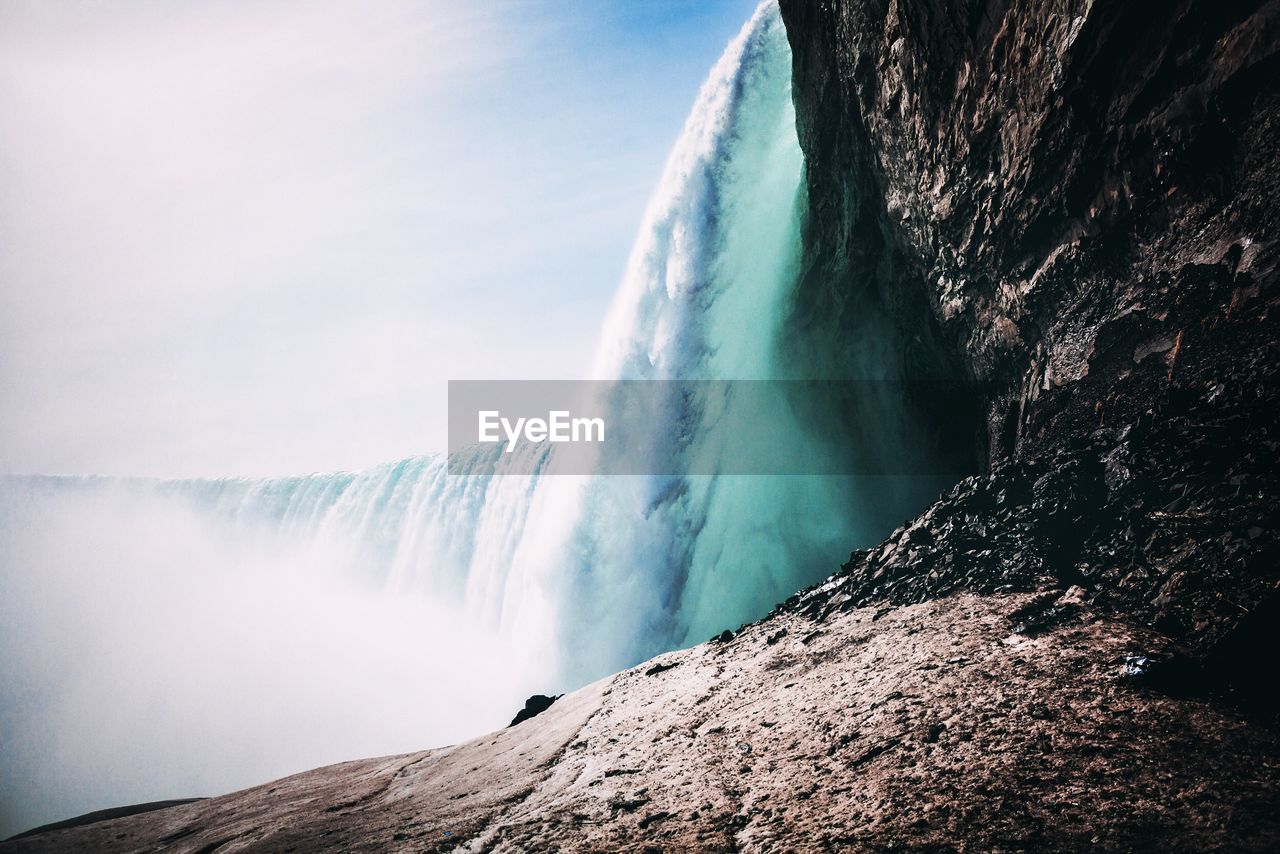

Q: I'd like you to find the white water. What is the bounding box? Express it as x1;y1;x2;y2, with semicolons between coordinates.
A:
0;3;949;836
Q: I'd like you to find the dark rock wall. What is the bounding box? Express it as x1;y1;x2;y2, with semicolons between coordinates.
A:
779;0;1279;463
777;0;1280;710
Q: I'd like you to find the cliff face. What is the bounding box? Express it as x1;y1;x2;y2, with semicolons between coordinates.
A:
780;0;1280;687
781;0;1278;458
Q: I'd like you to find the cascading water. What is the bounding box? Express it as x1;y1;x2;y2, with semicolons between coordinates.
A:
0;1;956;836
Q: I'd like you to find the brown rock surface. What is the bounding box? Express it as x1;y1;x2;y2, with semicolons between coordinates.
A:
780;0;1279;460
774;0;1280;707
6;590;1278;852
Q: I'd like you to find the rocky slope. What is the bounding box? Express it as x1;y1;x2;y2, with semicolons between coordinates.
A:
5;1;1278;850
6;591;1279;852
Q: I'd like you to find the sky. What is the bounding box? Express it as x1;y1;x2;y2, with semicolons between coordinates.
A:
0;0;762;478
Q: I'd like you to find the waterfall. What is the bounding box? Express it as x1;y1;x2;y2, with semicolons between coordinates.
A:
0;1;955;831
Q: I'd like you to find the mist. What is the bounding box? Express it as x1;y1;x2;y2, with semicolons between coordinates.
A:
0;481;543;837
0;0;925;840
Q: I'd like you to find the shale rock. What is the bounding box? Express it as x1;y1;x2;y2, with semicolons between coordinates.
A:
780;0;1280;462
777;0;1280;718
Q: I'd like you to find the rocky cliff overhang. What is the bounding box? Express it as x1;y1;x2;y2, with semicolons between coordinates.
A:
780;0;1278;460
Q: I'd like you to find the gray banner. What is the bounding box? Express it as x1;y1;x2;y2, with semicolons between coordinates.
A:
447;380;980;476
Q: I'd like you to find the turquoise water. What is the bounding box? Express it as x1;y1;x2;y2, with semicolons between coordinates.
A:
2;2;954;687
0;1;957;833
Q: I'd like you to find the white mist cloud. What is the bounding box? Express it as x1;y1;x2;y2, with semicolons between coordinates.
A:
0;483;543;838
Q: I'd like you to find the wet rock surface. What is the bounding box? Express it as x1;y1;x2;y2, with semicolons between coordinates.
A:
6;592;1279;852
781;356;1280;719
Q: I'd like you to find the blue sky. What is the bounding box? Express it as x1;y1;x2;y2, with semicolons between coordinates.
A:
0;0;762;477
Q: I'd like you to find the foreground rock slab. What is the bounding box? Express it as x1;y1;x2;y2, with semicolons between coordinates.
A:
7;591;1278;852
